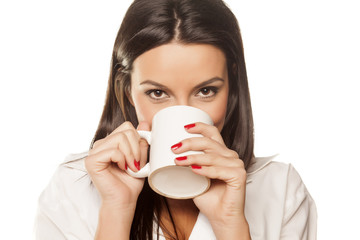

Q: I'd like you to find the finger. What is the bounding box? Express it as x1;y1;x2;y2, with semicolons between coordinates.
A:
116;134;140;172
95;132;139;172
91;129;140;159
122;129;142;168
85;148;126;175
92;121;136;150
137;121;150;168
190;165;247;189
90;121;150;171
108;121;136;137
171;136;235;158
112;121;150;168
138;138;149;168
174;154;244;169
184;122;225;145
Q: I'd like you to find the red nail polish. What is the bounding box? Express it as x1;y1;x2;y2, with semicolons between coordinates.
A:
176;156;187;161
191;165;202;169
134;160;140;170
184;123;196;130
171;142;182;150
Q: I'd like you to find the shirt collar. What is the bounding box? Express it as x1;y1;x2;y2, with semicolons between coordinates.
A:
246;154;278;175
61;151;89;172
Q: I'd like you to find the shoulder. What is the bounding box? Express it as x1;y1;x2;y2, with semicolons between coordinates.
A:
245;155;317;239
39;151;100;210
245;155;293;216
246;155;314;206
35;151;100;239
44;151;96;201
248;157;314;213
246;155;305;189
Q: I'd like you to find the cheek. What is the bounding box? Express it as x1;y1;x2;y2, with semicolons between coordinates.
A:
134;104;153;124
210;106;227;131
214;90;228;130
131;93;155;126
200;95;228;131
131;93;164;128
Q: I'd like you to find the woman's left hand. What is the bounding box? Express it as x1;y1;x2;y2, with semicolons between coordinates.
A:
172;122;251;239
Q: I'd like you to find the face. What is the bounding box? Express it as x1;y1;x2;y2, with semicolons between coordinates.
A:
129;43;229;131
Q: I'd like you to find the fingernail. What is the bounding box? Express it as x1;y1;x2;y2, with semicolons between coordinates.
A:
125;162;128;170
175;156;187;161
134;159;140;170
171;142;182;150
191;165;202;169
184;123;196;130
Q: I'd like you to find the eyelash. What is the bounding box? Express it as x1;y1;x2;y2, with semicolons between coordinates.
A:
145;89;168;101
145;87;219;101
197;87;219;98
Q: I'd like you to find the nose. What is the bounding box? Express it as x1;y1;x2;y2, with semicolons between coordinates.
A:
175;98;191;107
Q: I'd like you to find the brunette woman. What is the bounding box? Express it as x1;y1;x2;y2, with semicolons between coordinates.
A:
35;0;317;239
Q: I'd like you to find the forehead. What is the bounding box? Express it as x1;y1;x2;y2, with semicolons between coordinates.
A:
131;43;228;86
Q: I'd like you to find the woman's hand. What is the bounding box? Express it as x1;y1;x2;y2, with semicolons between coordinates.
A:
85;121;150;209
172;122;251;239
85;122;149;215
85;121;150;239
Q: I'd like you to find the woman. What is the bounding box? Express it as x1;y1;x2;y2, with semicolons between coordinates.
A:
35;0;317;239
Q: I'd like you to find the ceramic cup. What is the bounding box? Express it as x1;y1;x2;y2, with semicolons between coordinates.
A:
127;105;213;199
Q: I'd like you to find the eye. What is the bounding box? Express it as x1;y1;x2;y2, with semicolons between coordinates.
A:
196;87;218;98
145;89;169;100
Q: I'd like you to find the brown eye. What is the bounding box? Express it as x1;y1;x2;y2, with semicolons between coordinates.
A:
200;88;211;95
153;90;163;97
145;89;169;100
196;87;218;98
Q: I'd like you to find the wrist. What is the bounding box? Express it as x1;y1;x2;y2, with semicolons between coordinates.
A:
210;216;251;240
100;202;136;224
95;203;136;240
101;198;137;211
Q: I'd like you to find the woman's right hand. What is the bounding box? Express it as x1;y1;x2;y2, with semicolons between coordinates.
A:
85;121;150;209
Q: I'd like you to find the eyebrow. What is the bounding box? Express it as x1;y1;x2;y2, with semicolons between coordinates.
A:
140;77;224;89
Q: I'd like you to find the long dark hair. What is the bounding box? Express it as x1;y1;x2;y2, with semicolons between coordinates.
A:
91;0;254;239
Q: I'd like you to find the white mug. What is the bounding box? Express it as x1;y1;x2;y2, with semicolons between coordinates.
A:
127;105;213;199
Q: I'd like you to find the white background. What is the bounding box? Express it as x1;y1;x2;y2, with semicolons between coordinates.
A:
0;0;359;239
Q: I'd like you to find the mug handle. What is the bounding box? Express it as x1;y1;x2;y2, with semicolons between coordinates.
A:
126;130;152;178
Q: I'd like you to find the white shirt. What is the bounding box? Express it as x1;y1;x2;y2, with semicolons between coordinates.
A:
34;152;317;239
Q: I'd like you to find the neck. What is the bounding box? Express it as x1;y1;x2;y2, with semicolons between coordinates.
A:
159;198;199;240
166;198;197;210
